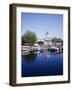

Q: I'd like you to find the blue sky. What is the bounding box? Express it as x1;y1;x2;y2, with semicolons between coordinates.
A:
21;12;63;39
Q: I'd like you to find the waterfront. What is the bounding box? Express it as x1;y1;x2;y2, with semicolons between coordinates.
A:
21;51;63;77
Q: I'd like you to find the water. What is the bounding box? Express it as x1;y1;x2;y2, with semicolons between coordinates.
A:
21;51;63;77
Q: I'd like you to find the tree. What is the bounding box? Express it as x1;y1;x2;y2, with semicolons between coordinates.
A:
51;37;58;43
22;31;37;45
51;37;63;45
58;38;63;45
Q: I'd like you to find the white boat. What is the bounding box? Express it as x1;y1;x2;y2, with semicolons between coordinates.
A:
21;45;32;55
21;46;32;51
32;44;40;51
48;45;59;51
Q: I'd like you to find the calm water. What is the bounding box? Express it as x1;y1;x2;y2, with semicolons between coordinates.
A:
21;51;63;77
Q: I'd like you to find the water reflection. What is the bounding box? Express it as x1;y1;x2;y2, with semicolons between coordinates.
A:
22;51;63;77
22;51;37;63
22;51;63;64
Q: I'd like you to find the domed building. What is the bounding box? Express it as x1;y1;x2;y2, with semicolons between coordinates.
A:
44;32;52;46
36;32;52;50
37;39;44;45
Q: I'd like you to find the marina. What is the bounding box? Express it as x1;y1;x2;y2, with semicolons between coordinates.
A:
21;44;63;55
21;13;63;77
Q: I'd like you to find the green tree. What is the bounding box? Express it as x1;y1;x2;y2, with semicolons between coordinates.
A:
22;31;37;45
51;37;63;45
58;38;63;45
51;37;58;43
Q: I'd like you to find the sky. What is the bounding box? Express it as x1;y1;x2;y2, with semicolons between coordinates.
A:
21;12;63;39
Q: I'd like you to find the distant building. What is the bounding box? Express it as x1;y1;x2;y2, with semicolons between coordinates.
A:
37;32;52;46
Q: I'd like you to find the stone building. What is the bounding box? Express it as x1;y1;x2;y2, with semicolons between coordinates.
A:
37;32;52;47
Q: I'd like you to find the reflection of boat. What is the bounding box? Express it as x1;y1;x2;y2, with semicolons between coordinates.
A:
21;50;30;55
43;51;50;58
33;51;40;54
22;51;37;63
46;55;50;58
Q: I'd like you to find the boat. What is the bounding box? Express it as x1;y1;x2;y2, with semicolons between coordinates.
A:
48;45;59;51
32;44;40;51
21;45;32;55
